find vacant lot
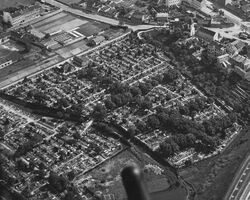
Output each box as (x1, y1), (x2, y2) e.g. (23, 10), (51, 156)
(0, 0), (35, 9)
(0, 59), (34, 82)
(180, 127), (250, 200)
(80, 148), (186, 200)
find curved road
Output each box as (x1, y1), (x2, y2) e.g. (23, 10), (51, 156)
(224, 154), (250, 200)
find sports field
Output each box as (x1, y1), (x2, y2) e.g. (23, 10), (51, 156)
(0, 0), (35, 9)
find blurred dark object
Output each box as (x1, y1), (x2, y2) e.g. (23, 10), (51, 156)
(121, 166), (150, 200)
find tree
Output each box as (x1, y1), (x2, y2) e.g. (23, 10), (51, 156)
(72, 132), (81, 140)
(159, 142), (173, 157)
(203, 120), (215, 136)
(139, 82), (151, 95)
(127, 124), (136, 138)
(110, 82), (126, 94)
(122, 92), (133, 104)
(48, 172), (67, 193)
(67, 170), (75, 181)
(185, 133), (196, 146)
(92, 104), (107, 121)
(130, 86), (142, 96)
(141, 99), (153, 110)
(179, 105), (189, 115)
(44, 33), (50, 39)
(172, 134), (188, 150)
(135, 120), (146, 132)
(147, 115), (160, 129)
(111, 95), (123, 107)
(105, 99), (116, 110)
(163, 68), (180, 84)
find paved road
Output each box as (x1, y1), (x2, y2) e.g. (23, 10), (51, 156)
(43, 0), (161, 31)
(224, 154), (250, 200)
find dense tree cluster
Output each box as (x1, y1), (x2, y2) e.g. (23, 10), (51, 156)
(48, 172), (68, 193)
(133, 97), (237, 157)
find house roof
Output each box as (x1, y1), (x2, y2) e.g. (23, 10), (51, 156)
(156, 13), (169, 18)
(209, 41), (223, 49)
(231, 54), (250, 66)
(231, 40), (246, 50)
(131, 11), (144, 20)
(92, 36), (105, 44)
(197, 27), (216, 36)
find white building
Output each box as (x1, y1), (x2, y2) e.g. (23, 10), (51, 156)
(166, 0), (182, 6)
(156, 13), (169, 22)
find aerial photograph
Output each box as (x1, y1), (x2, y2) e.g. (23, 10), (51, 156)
(0, 0), (250, 200)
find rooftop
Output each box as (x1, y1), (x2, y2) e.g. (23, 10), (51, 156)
(156, 13), (169, 18)
(231, 40), (246, 50)
(231, 54), (250, 66)
(197, 27), (216, 36)
(209, 41), (224, 49)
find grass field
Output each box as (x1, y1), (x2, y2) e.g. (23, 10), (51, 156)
(0, 59), (34, 82)
(180, 127), (250, 200)
(81, 148), (183, 200)
(0, 0), (35, 9)
(76, 23), (102, 37)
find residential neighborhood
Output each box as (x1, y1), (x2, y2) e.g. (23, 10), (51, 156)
(0, 0), (250, 200)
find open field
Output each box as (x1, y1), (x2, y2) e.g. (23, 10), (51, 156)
(77, 148), (186, 200)
(0, 59), (35, 81)
(33, 11), (108, 36)
(76, 23), (103, 37)
(33, 12), (68, 28)
(33, 12), (89, 35)
(0, 0), (35, 9)
(180, 127), (250, 200)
